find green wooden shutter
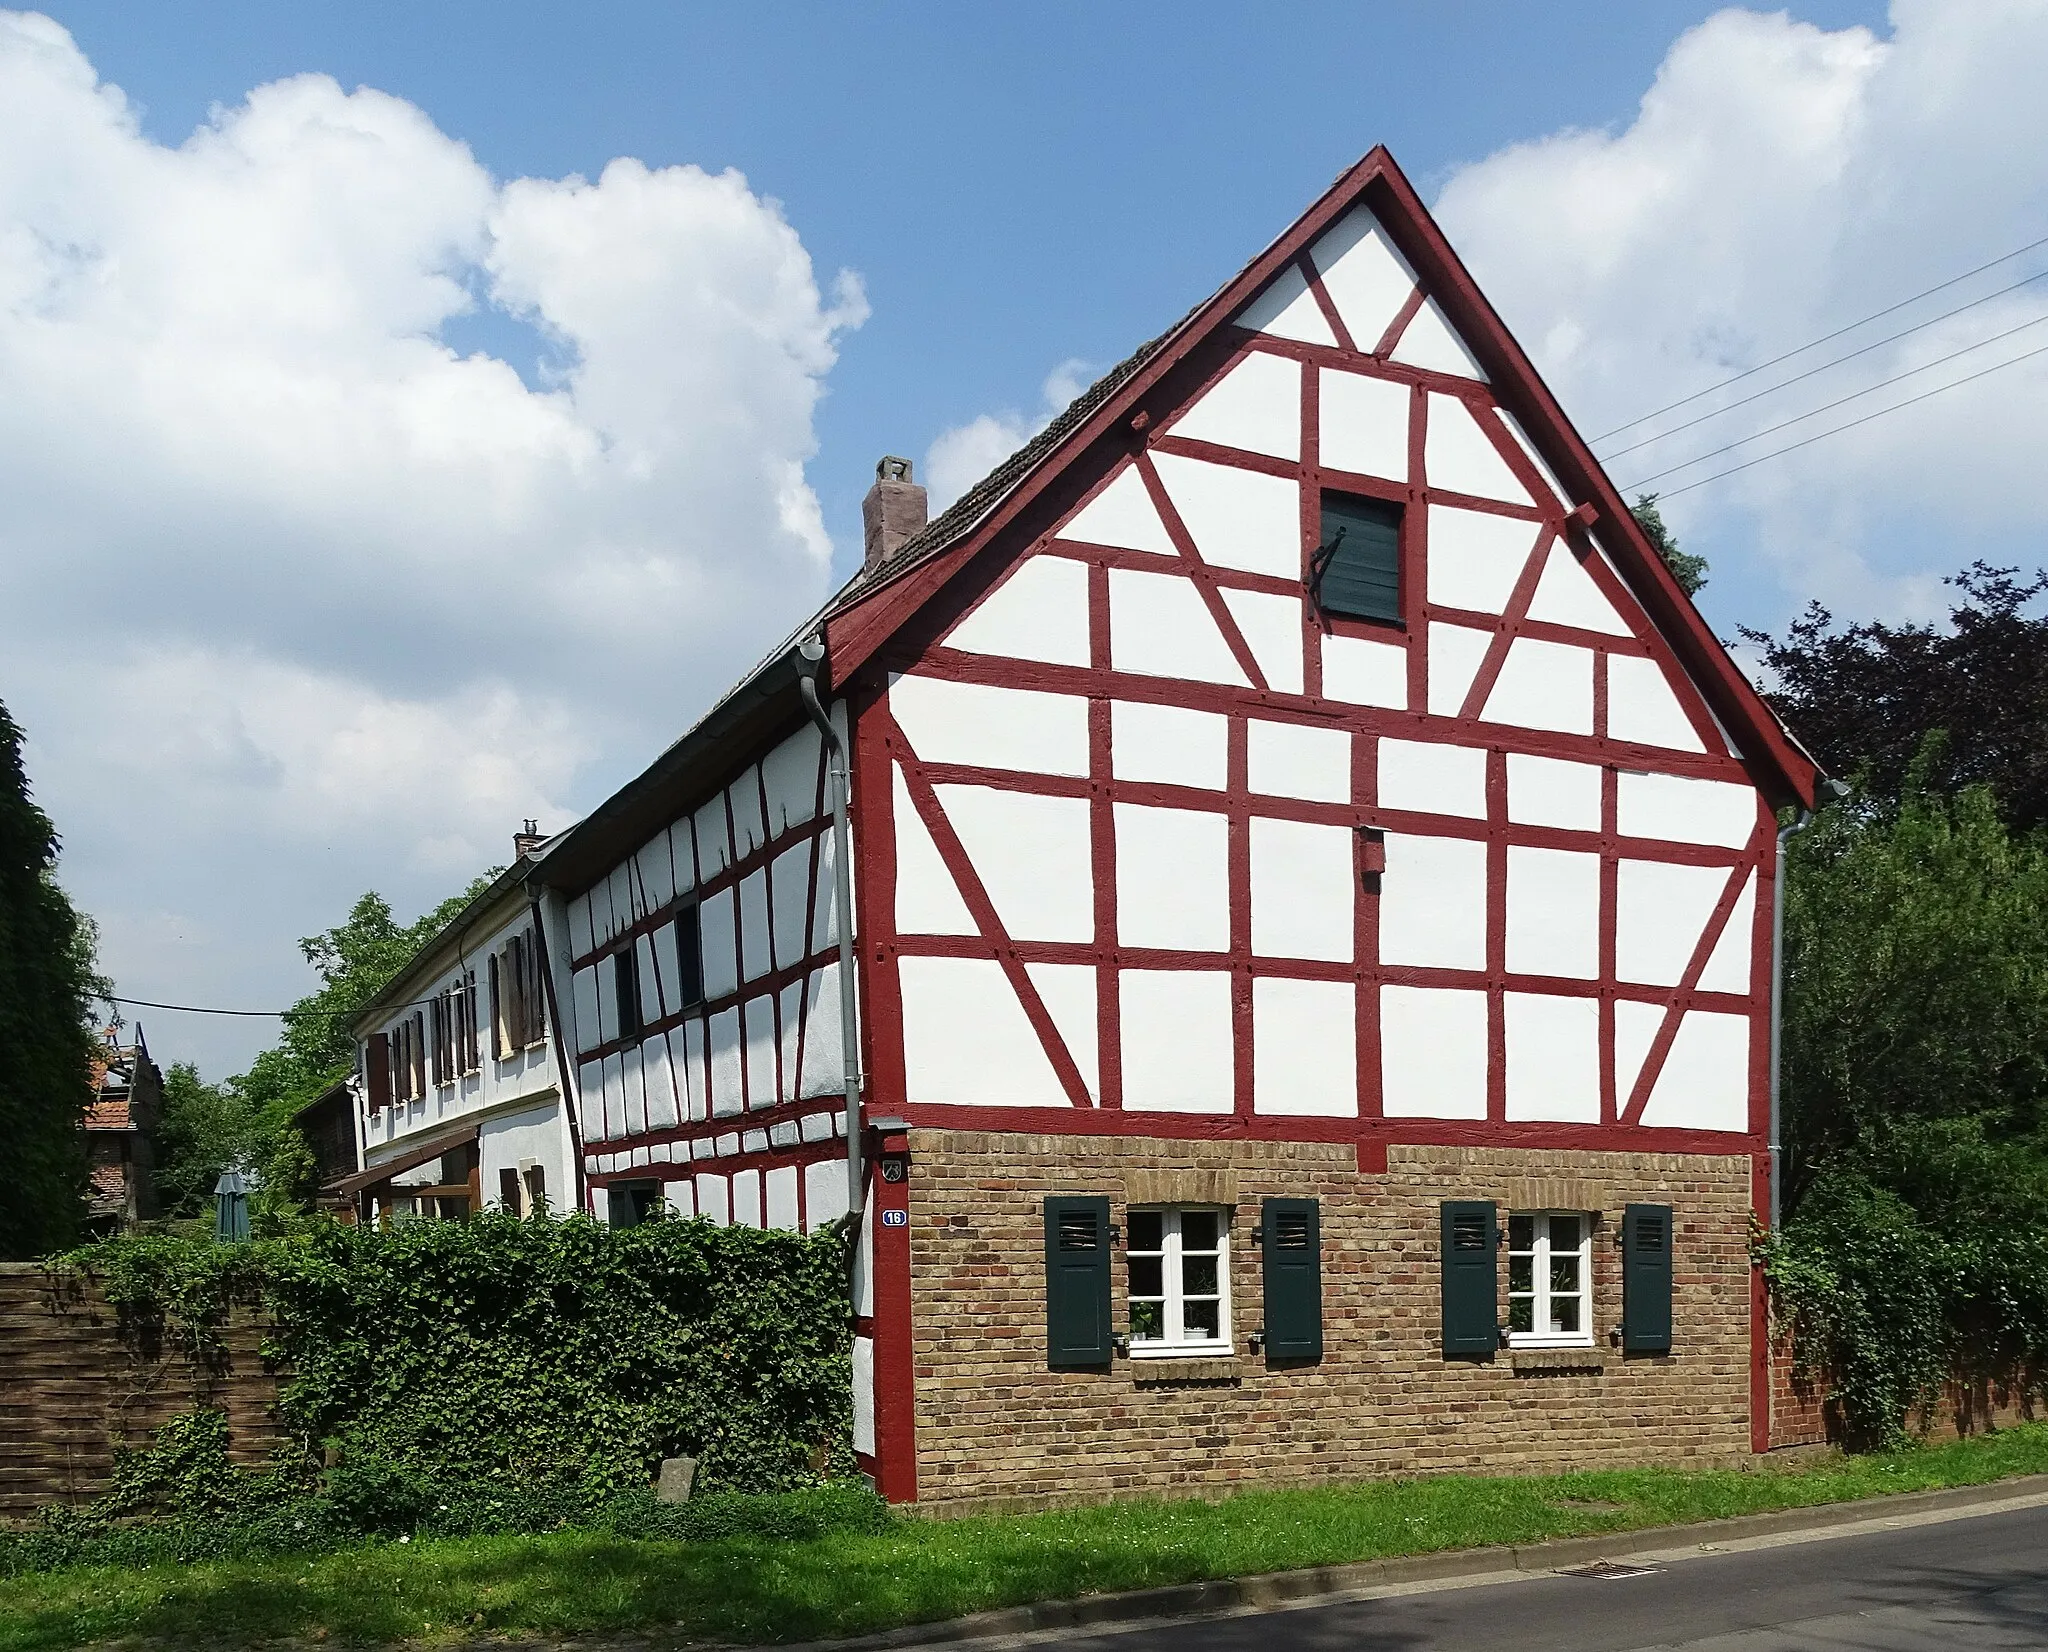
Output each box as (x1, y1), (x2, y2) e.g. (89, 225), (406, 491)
(1261, 1198), (1323, 1360)
(1044, 1196), (1113, 1367)
(1440, 1200), (1499, 1357)
(1313, 493), (1402, 622)
(1622, 1204), (1674, 1353)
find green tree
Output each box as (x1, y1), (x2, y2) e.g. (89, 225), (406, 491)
(154, 1063), (258, 1220)
(1766, 756), (2048, 1440)
(1740, 563), (2048, 832)
(0, 699), (102, 1258)
(1778, 762), (2048, 1208)
(230, 881), (495, 1223)
(1631, 492), (1709, 597)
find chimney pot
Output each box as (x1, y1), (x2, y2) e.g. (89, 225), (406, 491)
(513, 820), (545, 860)
(862, 455), (928, 569)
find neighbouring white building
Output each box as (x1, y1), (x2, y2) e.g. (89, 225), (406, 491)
(345, 834), (576, 1220)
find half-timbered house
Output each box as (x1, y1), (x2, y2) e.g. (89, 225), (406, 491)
(393, 148), (1822, 1508)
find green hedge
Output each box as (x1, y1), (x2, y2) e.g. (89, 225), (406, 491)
(56, 1210), (855, 1500)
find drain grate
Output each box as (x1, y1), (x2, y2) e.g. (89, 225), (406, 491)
(1558, 1560), (1661, 1580)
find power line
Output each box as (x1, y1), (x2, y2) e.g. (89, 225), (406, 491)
(1598, 268), (2048, 462)
(100, 990), (452, 1021)
(1640, 337), (2048, 501)
(1589, 230), (2048, 443)
(102, 994), (285, 1018)
(1619, 309), (2048, 492)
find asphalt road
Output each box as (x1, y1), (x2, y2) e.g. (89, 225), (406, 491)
(1055, 1501), (2048, 1651)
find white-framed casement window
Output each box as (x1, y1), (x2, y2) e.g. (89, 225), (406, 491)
(1126, 1206), (1232, 1357)
(1508, 1211), (1593, 1346)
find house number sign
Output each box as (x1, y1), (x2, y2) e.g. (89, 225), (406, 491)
(880, 1209), (908, 1227)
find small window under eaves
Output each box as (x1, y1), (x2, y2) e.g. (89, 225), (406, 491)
(1312, 492), (1402, 624)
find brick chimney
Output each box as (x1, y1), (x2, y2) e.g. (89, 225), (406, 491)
(862, 456), (928, 569)
(513, 818), (545, 859)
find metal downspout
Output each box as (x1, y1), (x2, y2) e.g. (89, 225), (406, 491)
(1769, 808), (1815, 1231)
(797, 638), (864, 1212)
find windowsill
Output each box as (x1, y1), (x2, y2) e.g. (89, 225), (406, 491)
(1508, 1336), (1596, 1351)
(1128, 1341), (1234, 1361)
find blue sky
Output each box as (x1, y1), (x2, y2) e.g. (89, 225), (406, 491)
(60, 0), (1891, 587)
(11, 1), (2045, 1078)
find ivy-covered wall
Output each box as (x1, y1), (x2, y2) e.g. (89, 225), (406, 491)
(0, 1263), (283, 1518)
(9, 1213), (853, 1516)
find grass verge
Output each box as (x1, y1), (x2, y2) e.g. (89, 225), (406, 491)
(7, 1426), (2048, 1650)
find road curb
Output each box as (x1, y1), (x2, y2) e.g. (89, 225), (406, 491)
(780, 1473), (2048, 1651)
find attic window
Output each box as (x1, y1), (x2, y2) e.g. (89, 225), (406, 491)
(1311, 492), (1401, 624)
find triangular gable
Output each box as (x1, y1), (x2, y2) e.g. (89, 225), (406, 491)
(826, 148), (1817, 809)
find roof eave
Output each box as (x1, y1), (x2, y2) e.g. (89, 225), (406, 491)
(523, 637), (818, 898)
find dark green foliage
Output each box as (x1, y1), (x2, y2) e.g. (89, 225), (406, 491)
(0, 1418), (886, 1576)
(1763, 760), (2048, 1442)
(153, 1063), (257, 1219)
(1760, 1166), (2048, 1447)
(260, 1211), (854, 1495)
(1776, 768), (2048, 1207)
(1631, 493), (1708, 597)
(156, 881), (496, 1227)
(1741, 564), (2048, 831)
(61, 1210), (852, 1511)
(0, 699), (101, 1260)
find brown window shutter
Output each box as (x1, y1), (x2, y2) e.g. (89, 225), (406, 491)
(509, 935), (529, 1050)
(499, 1167), (520, 1213)
(525, 929), (546, 1042)
(494, 949), (512, 1059)
(367, 1032), (391, 1112)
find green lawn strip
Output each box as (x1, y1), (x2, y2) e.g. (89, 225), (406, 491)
(6, 1425), (2048, 1651)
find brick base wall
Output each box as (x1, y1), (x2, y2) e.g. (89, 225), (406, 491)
(901, 1132), (1756, 1511)
(0, 1264), (285, 1521)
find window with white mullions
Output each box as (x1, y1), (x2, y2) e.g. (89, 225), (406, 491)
(1126, 1206), (1232, 1356)
(1508, 1211), (1592, 1346)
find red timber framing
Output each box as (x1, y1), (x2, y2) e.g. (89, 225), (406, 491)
(842, 335), (1783, 1153)
(815, 149), (1820, 1497)
(822, 147), (1815, 814)
(857, 1118), (916, 1503)
(564, 716), (845, 1177)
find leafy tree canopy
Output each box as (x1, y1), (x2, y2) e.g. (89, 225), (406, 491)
(0, 698), (105, 1259)
(1741, 563), (2048, 831)
(1631, 492), (1709, 597)
(156, 879), (497, 1220)
(1779, 760), (2048, 1209)
(1768, 757), (2048, 1439)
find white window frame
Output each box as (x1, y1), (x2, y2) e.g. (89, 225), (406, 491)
(1507, 1210), (1594, 1348)
(1125, 1205), (1233, 1358)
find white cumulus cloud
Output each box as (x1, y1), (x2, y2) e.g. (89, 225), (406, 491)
(924, 359), (1090, 512)
(1433, 1), (2048, 628)
(0, 11), (865, 1074)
